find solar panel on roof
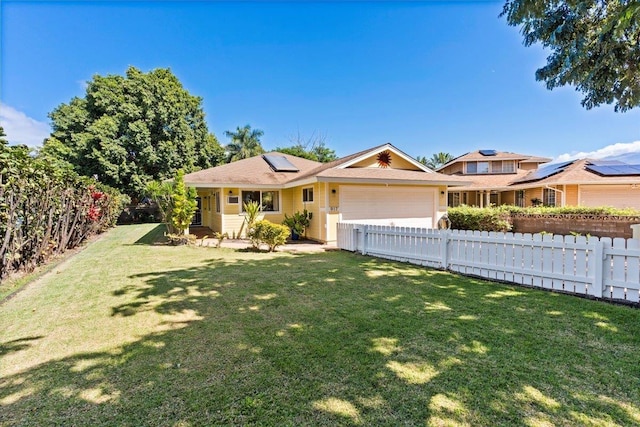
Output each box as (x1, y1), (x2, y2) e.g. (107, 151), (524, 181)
(479, 149), (497, 156)
(588, 159), (626, 166)
(263, 154), (299, 172)
(586, 164), (640, 176)
(515, 160), (574, 183)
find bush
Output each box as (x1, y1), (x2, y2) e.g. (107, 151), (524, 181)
(516, 205), (640, 216)
(145, 169), (197, 235)
(0, 144), (128, 281)
(447, 205), (513, 232)
(249, 220), (290, 252)
(166, 233), (197, 246)
(447, 205), (640, 233)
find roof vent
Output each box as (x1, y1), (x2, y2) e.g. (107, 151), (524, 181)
(262, 154), (299, 172)
(479, 149), (497, 156)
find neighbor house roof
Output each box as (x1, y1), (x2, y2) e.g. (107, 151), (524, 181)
(449, 170), (533, 191)
(510, 159), (640, 188)
(184, 143), (471, 188)
(437, 150), (551, 171)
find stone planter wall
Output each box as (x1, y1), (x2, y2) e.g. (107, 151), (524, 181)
(511, 214), (640, 239)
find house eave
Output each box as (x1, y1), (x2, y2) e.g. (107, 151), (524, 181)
(316, 177), (470, 186)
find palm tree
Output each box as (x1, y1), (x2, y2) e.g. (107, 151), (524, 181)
(224, 125), (265, 163)
(424, 152), (454, 170)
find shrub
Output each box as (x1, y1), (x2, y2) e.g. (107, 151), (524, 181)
(145, 169), (197, 235)
(249, 220), (290, 252)
(243, 200), (262, 243)
(166, 233), (197, 246)
(282, 209), (311, 237)
(446, 205), (640, 234)
(516, 205), (640, 216)
(0, 144), (127, 281)
(447, 205), (513, 232)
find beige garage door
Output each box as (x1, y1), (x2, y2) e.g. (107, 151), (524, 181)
(339, 185), (436, 221)
(581, 185), (640, 209)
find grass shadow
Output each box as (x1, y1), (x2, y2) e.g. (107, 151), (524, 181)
(132, 223), (168, 245)
(0, 336), (43, 357)
(2, 236), (640, 426)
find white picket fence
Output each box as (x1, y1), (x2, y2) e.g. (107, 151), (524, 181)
(337, 223), (640, 304)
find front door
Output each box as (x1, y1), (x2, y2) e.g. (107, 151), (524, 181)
(191, 197), (202, 226)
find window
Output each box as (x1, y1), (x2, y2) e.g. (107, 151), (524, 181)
(477, 162), (489, 174)
(261, 191), (279, 211)
(448, 192), (461, 207)
(502, 161), (516, 173)
(543, 188), (556, 207)
(515, 190), (525, 207)
(466, 162), (477, 174)
(465, 161), (490, 174)
(303, 187), (314, 203)
(466, 160), (515, 174)
(215, 191), (221, 213)
(241, 190), (280, 212)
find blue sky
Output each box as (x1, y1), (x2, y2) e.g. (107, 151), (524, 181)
(2, 1), (640, 162)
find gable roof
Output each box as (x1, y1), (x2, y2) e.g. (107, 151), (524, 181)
(510, 159), (640, 188)
(184, 144), (471, 188)
(183, 152), (321, 187)
(438, 150), (551, 171)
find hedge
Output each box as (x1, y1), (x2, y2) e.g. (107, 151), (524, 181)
(447, 205), (640, 233)
(0, 144), (128, 281)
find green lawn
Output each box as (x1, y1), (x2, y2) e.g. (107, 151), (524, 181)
(1, 224), (639, 426)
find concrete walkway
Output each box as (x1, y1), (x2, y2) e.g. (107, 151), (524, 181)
(189, 227), (338, 252)
(200, 237), (338, 253)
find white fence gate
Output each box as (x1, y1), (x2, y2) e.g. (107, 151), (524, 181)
(336, 223), (640, 304)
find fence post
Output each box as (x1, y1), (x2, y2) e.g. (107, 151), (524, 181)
(440, 229), (450, 270)
(361, 224), (368, 256)
(592, 240), (605, 298)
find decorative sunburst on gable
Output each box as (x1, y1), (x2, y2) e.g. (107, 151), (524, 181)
(376, 150), (392, 168)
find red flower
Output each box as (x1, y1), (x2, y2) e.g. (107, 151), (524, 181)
(88, 205), (101, 221)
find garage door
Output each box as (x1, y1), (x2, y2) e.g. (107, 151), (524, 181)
(581, 185), (640, 209)
(339, 185), (436, 222)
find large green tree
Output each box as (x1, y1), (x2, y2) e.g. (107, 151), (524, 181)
(43, 66), (224, 197)
(224, 125), (265, 162)
(502, 0), (640, 112)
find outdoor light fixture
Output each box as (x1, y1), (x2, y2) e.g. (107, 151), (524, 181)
(332, 189), (336, 194)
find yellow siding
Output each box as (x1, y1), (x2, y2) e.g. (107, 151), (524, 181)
(283, 183), (325, 242)
(528, 187), (543, 206)
(350, 153), (420, 170)
(467, 191), (478, 206)
(501, 191), (515, 205)
(565, 185), (579, 206)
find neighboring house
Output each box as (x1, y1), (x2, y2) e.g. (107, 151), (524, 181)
(438, 150), (640, 209)
(437, 150), (551, 207)
(509, 159), (640, 209)
(184, 143), (469, 243)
